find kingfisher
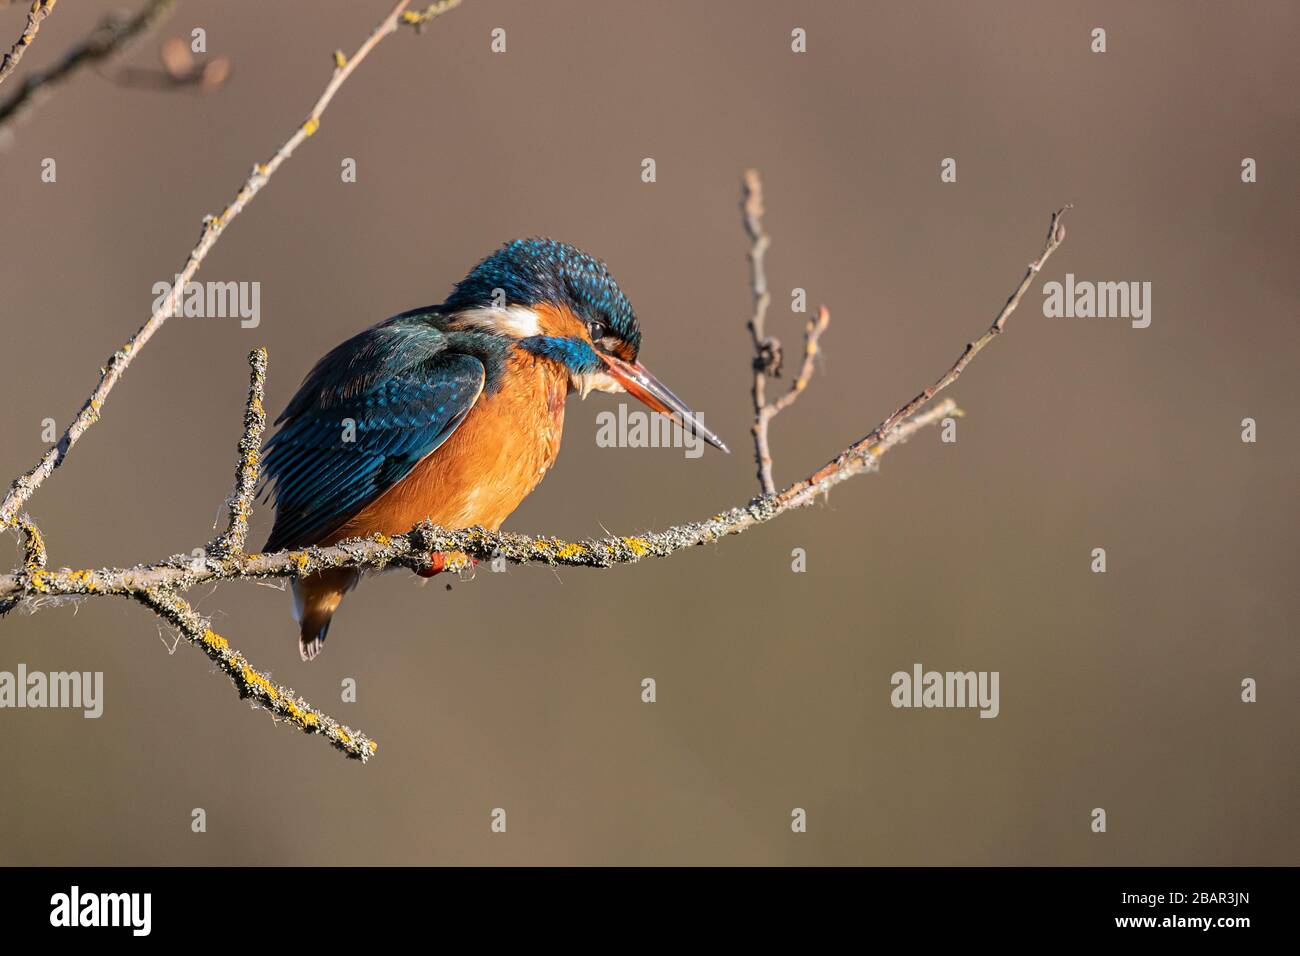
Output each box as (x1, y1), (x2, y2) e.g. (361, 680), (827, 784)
(261, 238), (728, 661)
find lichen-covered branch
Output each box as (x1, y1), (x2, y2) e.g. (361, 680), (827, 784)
(3, 512), (44, 574)
(148, 352), (375, 760)
(0, 395), (954, 608)
(137, 587), (377, 761)
(742, 169), (832, 495)
(0, 0), (58, 90)
(208, 348), (268, 559)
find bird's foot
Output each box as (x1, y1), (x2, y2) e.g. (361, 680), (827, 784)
(414, 552), (477, 578)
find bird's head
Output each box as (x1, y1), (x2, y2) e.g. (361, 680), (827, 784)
(443, 238), (728, 452)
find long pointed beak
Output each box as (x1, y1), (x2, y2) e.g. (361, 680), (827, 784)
(599, 353), (729, 453)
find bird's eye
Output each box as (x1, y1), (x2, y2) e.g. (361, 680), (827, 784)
(587, 320), (606, 342)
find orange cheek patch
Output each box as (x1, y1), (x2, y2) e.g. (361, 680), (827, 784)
(533, 301), (587, 338)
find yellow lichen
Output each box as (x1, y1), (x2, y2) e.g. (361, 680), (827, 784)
(284, 699), (319, 727)
(67, 569), (97, 591)
(240, 664), (281, 703)
(202, 629), (230, 653)
(622, 537), (650, 557)
(302, 117), (320, 137)
(22, 525), (46, 569)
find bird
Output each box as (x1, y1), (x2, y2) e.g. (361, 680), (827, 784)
(261, 238), (728, 661)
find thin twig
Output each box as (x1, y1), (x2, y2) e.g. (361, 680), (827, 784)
(0, 0), (57, 89)
(771, 305), (831, 414)
(767, 207), (1070, 517)
(837, 204), (1071, 457)
(0, 0), (175, 129)
(742, 169), (777, 492)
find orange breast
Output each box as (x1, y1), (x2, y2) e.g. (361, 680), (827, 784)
(323, 349), (569, 544)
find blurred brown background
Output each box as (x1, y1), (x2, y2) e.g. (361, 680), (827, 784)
(0, 0), (1296, 865)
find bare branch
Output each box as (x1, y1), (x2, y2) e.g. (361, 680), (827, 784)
(842, 204), (1071, 453)
(742, 169), (777, 492)
(0, 0), (58, 90)
(0, 0), (176, 130)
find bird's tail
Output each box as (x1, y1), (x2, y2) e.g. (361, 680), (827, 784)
(292, 568), (361, 661)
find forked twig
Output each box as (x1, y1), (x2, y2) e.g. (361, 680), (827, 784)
(743, 170), (832, 494)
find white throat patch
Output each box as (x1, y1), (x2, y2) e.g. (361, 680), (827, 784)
(452, 304), (542, 337)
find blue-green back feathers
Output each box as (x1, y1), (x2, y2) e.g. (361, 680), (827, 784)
(262, 315), (487, 550)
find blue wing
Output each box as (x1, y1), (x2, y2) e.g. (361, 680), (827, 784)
(261, 318), (485, 551)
